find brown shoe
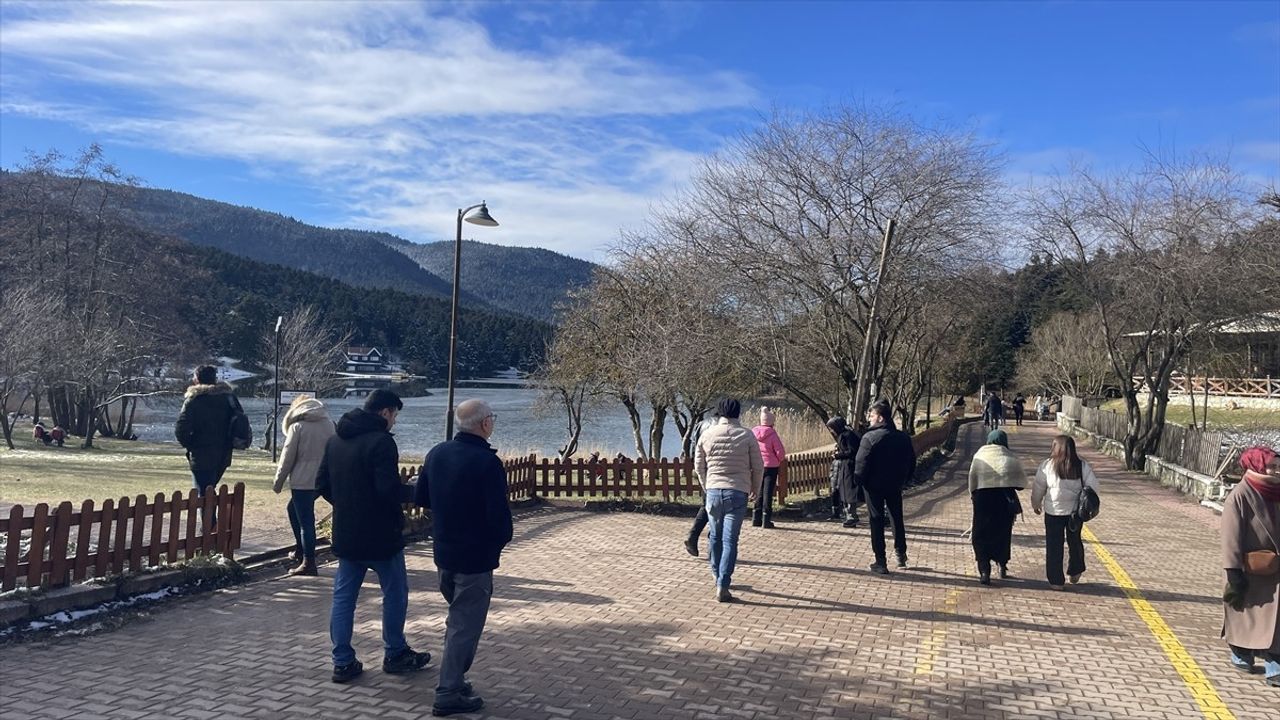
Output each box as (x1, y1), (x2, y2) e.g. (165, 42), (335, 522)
(289, 559), (318, 577)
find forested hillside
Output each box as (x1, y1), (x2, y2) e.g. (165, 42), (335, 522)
(385, 238), (598, 323)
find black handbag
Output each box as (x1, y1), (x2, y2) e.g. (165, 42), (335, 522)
(1073, 481), (1100, 523)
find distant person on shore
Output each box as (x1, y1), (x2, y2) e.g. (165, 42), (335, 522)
(967, 429), (1027, 585)
(415, 398), (513, 716)
(32, 421), (50, 446)
(1220, 446), (1280, 688)
(854, 401), (916, 574)
(272, 394), (335, 577)
(826, 416), (862, 526)
(751, 407), (786, 529)
(317, 389), (430, 684)
(695, 398), (763, 602)
(1012, 394), (1026, 426)
(174, 365), (244, 529)
(683, 411), (718, 556)
(49, 425), (66, 447)
(1031, 435), (1100, 590)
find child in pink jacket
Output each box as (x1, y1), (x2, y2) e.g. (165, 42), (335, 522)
(752, 407), (787, 528)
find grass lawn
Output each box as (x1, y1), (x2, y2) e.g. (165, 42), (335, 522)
(1100, 399), (1279, 432)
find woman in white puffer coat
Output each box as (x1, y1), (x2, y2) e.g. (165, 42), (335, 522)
(1031, 435), (1100, 590)
(273, 395), (335, 576)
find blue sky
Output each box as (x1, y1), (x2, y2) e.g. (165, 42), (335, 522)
(1, 1), (1277, 260)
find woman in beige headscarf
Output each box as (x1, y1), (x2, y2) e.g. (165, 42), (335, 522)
(273, 394), (335, 576)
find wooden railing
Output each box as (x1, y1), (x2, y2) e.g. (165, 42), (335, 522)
(0, 483), (246, 592)
(1064, 395), (1230, 478)
(399, 418), (957, 503)
(1133, 374), (1279, 398)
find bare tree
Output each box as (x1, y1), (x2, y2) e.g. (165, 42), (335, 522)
(1015, 311), (1112, 399)
(261, 305), (354, 396)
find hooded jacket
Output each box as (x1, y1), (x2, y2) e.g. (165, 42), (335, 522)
(752, 425), (787, 468)
(316, 408), (409, 562)
(174, 382), (241, 471)
(273, 399), (335, 493)
(853, 419), (917, 493)
(415, 432), (514, 574)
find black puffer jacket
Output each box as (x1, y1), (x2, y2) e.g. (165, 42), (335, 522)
(853, 421), (917, 493)
(316, 408), (410, 562)
(174, 382), (240, 471)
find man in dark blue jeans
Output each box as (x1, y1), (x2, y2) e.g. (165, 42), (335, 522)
(316, 390), (430, 683)
(416, 398), (513, 717)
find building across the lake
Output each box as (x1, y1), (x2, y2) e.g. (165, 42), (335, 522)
(343, 346), (401, 398)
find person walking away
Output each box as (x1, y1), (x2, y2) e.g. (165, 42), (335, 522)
(826, 416), (863, 526)
(695, 398), (763, 602)
(1012, 394), (1026, 426)
(1030, 435), (1100, 589)
(272, 394), (335, 577)
(1221, 446), (1280, 687)
(684, 412), (718, 556)
(174, 365), (243, 529)
(985, 392), (1004, 430)
(967, 429), (1027, 584)
(415, 399), (512, 716)
(752, 407), (787, 529)
(854, 401), (916, 574)
(316, 389), (430, 684)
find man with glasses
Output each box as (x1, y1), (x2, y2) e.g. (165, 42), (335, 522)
(415, 399), (513, 716)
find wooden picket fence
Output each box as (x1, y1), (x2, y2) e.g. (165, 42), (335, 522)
(1064, 395), (1229, 477)
(399, 418), (957, 503)
(0, 483), (246, 592)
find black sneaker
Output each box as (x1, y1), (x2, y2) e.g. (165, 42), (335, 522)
(433, 695), (485, 717)
(999, 563), (1011, 579)
(332, 660), (364, 684)
(842, 517), (859, 528)
(896, 554), (909, 569)
(683, 538), (698, 557)
(383, 648), (431, 674)
(868, 563), (890, 575)
(762, 520), (776, 529)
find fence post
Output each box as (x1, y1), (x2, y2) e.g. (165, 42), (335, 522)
(48, 501), (73, 588)
(73, 499), (94, 582)
(27, 503), (49, 588)
(778, 462), (789, 503)
(112, 496), (130, 576)
(95, 498), (114, 577)
(2, 504), (22, 591)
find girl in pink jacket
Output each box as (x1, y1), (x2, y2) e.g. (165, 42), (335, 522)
(752, 407), (787, 528)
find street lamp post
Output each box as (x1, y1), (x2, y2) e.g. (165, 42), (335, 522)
(445, 202), (499, 439)
(273, 315), (282, 462)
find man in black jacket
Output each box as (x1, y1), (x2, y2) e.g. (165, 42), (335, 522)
(854, 401), (917, 574)
(415, 398), (513, 717)
(316, 389), (430, 684)
(174, 365), (240, 528)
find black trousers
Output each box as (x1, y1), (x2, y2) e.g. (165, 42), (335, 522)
(753, 467), (780, 524)
(1044, 513), (1086, 585)
(865, 486), (906, 564)
(689, 502), (709, 541)
(971, 488), (1017, 574)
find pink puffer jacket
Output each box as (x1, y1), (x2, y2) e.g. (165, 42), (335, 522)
(752, 425), (786, 468)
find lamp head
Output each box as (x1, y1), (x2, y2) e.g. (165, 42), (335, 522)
(464, 203), (499, 227)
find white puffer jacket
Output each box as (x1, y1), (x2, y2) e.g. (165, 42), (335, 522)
(273, 399), (336, 492)
(695, 418), (764, 496)
(1031, 459), (1100, 516)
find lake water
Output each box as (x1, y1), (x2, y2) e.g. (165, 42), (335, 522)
(131, 385), (685, 459)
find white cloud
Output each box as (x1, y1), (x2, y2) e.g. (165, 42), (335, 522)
(0, 1), (756, 259)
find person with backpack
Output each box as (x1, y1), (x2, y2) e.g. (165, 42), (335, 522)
(175, 365), (248, 529)
(1031, 435), (1100, 590)
(273, 394), (335, 577)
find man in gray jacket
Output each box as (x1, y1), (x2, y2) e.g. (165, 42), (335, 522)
(695, 398), (764, 602)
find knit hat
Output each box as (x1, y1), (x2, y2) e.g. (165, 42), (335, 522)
(760, 407), (776, 426)
(1240, 446), (1277, 473)
(987, 429), (1009, 447)
(716, 398), (741, 419)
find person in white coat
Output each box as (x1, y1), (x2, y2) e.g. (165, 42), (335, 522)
(1031, 435), (1100, 590)
(273, 395), (336, 576)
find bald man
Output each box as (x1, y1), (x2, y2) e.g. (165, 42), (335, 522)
(414, 399), (513, 717)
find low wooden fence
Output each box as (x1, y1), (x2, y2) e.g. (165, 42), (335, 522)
(399, 418), (957, 503)
(1134, 374), (1279, 399)
(0, 483), (246, 592)
(1063, 396), (1228, 477)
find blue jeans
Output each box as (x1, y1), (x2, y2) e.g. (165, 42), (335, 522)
(287, 489), (317, 560)
(329, 551), (409, 666)
(706, 488), (748, 589)
(1230, 645), (1280, 678)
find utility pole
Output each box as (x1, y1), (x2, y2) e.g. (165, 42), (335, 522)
(852, 219), (896, 424)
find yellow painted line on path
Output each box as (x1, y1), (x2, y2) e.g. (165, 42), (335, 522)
(913, 587), (961, 675)
(1082, 526), (1236, 720)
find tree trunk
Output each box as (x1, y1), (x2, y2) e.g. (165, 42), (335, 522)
(648, 400), (668, 460)
(123, 397), (138, 439)
(620, 394), (647, 459)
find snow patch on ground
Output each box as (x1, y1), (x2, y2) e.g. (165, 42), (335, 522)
(1, 586), (179, 638)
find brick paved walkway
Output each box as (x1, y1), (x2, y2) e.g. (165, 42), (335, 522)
(1, 420), (1273, 719)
